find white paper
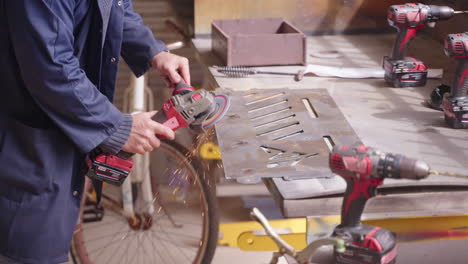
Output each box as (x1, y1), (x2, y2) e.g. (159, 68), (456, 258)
(304, 64), (443, 79)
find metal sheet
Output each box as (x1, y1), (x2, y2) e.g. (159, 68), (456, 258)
(214, 88), (361, 184)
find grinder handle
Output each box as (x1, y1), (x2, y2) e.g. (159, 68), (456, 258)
(117, 80), (193, 160)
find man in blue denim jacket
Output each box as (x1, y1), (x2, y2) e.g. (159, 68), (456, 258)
(0, 0), (190, 263)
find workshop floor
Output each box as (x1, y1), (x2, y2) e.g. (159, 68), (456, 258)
(210, 195), (468, 264)
(211, 190), (468, 264)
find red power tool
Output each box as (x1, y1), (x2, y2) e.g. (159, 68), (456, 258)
(442, 32), (468, 129)
(87, 81), (230, 185)
(383, 3), (456, 87)
(329, 144), (430, 264)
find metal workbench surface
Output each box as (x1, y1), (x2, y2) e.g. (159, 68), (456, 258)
(193, 33), (468, 217)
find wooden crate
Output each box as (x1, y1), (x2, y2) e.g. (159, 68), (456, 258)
(211, 18), (306, 66)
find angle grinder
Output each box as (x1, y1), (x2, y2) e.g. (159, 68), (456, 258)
(87, 80), (230, 186)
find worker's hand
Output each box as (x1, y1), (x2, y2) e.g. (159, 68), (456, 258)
(121, 111), (175, 154)
(151, 51), (190, 87)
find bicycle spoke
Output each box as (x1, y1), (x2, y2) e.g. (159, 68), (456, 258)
(142, 231), (161, 264)
(146, 231), (168, 263)
(149, 230), (185, 263)
(88, 230), (134, 256)
(136, 232), (152, 264)
(102, 230), (134, 264)
(85, 229), (132, 243)
(72, 141), (215, 264)
(152, 231), (200, 256)
(159, 226), (194, 262)
(151, 228), (201, 241)
(153, 216), (203, 226)
(126, 234), (142, 264)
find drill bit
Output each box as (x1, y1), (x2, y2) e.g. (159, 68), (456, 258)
(214, 66), (298, 77)
(454, 11), (468, 14)
(430, 170), (468, 179)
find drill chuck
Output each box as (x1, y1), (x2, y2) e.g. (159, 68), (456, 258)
(428, 5), (455, 21)
(400, 158), (430, 180)
(370, 150), (430, 180)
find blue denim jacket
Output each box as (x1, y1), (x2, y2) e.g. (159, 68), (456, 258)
(0, 0), (166, 263)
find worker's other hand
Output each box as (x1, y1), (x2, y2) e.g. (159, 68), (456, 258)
(121, 111), (175, 154)
(151, 51), (190, 88)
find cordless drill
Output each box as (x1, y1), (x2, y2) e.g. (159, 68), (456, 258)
(87, 81), (230, 185)
(329, 145), (430, 264)
(383, 3), (456, 87)
(442, 32), (468, 129)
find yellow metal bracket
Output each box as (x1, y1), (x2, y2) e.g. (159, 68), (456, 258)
(199, 142), (222, 160)
(221, 214), (468, 251)
(218, 218), (306, 248)
(238, 232), (307, 251)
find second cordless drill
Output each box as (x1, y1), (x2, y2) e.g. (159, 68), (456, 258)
(383, 3), (456, 87)
(442, 32), (468, 129)
(329, 145), (430, 264)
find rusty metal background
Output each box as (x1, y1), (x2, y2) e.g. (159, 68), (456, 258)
(214, 88), (361, 184)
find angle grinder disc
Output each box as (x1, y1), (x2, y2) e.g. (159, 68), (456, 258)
(202, 94), (231, 129)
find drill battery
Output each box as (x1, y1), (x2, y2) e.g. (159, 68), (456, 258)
(334, 225), (397, 264)
(443, 95), (468, 128)
(383, 56), (428, 88)
(86, 152), (133, 186)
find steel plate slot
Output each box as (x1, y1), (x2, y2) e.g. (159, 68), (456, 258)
(273, 130), (304, 141)
(245, 93), (285, 106)
(323, 135), (335, 151)
(256, 122), (300, 136)
(248, 100), (288, 113)
(250, 107), (291, 120)
(254, 114), (296, 129)
(302, 98), (319, 118)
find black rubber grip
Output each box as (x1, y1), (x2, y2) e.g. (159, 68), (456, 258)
(173, 80), (194, 96)
(175, 80), (189, 90)
(452, 60), (468, 97)
(340, 178), (372, 227)
(391, 27), (413, 60)
(151, 108), (168, 123)
(117, 150), (133, 160)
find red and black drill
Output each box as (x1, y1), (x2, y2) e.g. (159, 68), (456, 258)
(329, 144), (430, 264)
(442, 32), (468, 129)
(383, 3), (458, 88)
(86, 81), (230, 185)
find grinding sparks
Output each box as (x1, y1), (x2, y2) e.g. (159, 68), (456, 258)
(181, 127), (221, 189)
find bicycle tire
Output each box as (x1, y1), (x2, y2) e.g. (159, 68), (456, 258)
(71, 140), (219, 264)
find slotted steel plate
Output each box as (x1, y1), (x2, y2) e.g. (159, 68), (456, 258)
(215, 88), (361, 184)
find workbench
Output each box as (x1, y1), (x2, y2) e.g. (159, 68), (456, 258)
(193, 32), (468, 263)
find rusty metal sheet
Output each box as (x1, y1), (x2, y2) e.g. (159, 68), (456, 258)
(214, 88), (361, 184)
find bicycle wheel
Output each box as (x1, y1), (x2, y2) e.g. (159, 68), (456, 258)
(71, 140), (219, 264)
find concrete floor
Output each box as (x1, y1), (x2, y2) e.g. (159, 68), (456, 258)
(63, 186), (468, 264)
(212, 195), (468, 264)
